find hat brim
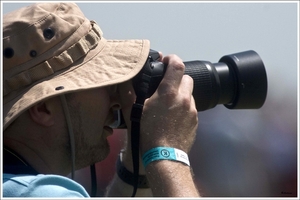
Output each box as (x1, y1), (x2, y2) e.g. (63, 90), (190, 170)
(3, 37), (150, 130)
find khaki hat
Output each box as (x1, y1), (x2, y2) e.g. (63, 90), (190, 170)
(3, 3), (150, 130)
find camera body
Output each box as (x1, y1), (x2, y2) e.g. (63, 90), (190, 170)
(132, 50), (165, 100)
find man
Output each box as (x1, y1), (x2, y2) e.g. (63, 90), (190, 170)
(2, 2), (199, 197)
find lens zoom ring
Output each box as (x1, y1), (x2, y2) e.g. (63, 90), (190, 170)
(184, 61), (213, 111)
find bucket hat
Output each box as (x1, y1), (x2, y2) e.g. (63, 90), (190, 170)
(3, 2), (150, 130)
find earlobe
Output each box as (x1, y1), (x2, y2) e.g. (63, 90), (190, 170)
(29, 102), (54, 126)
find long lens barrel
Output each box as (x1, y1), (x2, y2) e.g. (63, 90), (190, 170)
(184, 50), (268, 111)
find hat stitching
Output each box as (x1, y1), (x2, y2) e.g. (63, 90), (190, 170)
(4, 23), (102, 96)
(2, 11), (52, 39)
(3, 13), (88, 76)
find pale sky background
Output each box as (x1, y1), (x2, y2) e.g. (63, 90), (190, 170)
(2, 1), (299, 198)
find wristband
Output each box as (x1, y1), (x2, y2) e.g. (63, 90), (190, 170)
(116, 151), (150, 188)
(142, 147), (190, 167)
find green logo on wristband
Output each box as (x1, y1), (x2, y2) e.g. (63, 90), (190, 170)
(142, 147), (190, 167)
(161, 149), (170, 157)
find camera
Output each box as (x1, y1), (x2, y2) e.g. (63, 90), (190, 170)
(133, 49), (267, 111)
(112, 49), (268, 128)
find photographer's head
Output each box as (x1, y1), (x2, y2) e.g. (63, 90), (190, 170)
(3, 2), (150, 175)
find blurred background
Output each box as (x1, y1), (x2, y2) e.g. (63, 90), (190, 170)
(2, 1), (298, 198)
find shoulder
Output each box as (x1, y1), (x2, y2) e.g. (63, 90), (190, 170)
(3, 173), (90, 197)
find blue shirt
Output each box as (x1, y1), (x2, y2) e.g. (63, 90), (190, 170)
(3, 173), (90, 197)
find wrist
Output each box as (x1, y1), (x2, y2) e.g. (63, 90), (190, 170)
(145, 159), (198, 197)
(142, 147), (190, 168)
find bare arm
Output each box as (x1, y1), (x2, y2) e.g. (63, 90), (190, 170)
(145, 160), (199, 197)
(140, 54), (199, 197)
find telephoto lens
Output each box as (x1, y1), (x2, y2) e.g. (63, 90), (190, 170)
(184, 50), (268, 111)
(113, 50), (268, 129)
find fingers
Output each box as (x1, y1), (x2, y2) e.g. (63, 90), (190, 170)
(157, 55), (195, 109)
(157, 55), (186, 95)
(179, 74), (194, 99)
(179, 74), (196, 110)
(158, 51), (163, 62)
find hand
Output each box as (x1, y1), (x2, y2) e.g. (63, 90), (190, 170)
(140, 54), (198, 154)
(116, 53), (198, 167)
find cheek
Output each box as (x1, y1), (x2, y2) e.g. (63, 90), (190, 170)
(117, 81), (136, 110)
(75, 103), (109, 149)
(70, 88), (112, 135)
(84, 100), (110, 127)
(83, 88), (111, 113)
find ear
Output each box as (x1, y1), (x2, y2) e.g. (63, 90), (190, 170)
(29, 102), (55, 127)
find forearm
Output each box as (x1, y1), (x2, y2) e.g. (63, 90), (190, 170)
(145, 160), (200, 197)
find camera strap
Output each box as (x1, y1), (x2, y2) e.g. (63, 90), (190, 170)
(130, 96), (146, 197)
(130, 54), (156, 197)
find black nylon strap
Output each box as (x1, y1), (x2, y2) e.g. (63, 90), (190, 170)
(90, 164), (97, 197)
(130, 96), (146, 197)
(116, 152), (149, 188)
(130, 64), (152, 196)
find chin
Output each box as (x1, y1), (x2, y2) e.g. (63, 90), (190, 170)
(94, 140), (111, 163)
(75, 141), (111, 169)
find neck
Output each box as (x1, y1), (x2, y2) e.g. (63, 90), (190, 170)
(3, 137), (71, 176)
(3, 146), (39, 175)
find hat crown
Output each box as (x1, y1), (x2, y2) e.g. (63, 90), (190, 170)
(3, 3), (87, 72)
